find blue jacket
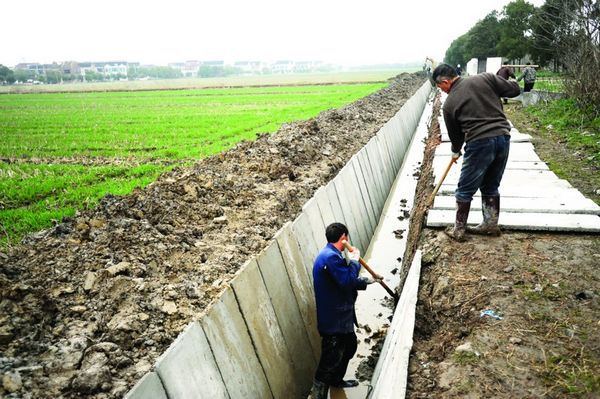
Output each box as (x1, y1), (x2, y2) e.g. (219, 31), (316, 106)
(313, 243), (367, 335)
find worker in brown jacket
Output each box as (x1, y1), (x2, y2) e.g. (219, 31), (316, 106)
(496, 62), (517, 104)
(432, 63), (520, 241)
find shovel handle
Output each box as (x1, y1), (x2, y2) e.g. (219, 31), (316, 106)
(428, 157), (456, 208)
(341, 240), (399, 300)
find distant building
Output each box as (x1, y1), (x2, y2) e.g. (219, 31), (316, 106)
(271, 60), (295, 74)
(293, 61), (323, 73)
(14, 63), (46, 75)
(233, 61), (264, 74)
(79, 61), (128, 77)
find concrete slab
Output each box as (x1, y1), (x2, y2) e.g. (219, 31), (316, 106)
(433, 194), (600, 215)
(231, 259), (300, 399)
(302, 198), (327, 252)
(376, 123), (398, 172)
(355, 149), (384, 222)
(314, 187), (336, 227)
(440, 129), (531, 143)
(324, 180), (346, 225)
(349, 157), (377, 237)
(427, 209), (600, 232)
(200, 289), (273, 399)
(125, 372), (167, 399)
(437, 168), (574, 184)
(256, 241), (316, 389)
(155, 322), (228, 399)
(435, 142), (542, 162)
(274, 223), (321, 359)
(358, 147), (385, 216)
(365, 139), (391, 207)
(334, 166), (369, 251)
(292, 212), (321, 278)
(437, 181), (581, 198)
(375, 136), (396, 188)
(379, 121), (401, 172)
(369, 251), (422, 399)
(433, 158), (549, 171)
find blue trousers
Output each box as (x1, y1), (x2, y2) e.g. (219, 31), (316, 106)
(456, 135), (510, 202)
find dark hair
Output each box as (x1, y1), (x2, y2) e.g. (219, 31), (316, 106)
(526, 62), (531, 65)
(325, 222), (348, 243)
(432, 63), (458, 84)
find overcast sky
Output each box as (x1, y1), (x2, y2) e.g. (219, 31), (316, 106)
(2, 0), (545, 67)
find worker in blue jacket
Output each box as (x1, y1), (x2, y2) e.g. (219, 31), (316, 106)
(310, 222), (381, 399)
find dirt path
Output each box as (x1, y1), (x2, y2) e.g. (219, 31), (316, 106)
(0, 74), (426, 398)
(407, 103), (600, 398)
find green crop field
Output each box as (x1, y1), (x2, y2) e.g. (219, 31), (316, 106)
(0, 83), (386, 247)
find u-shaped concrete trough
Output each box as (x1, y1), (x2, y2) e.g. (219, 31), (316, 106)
(125, 81), (434, 399)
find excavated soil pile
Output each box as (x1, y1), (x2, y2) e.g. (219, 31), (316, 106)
(0, 74), (426, 398)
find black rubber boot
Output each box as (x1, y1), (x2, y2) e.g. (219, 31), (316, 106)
(310, 379), (329, 399)
(331, 379), (359, 388)
(468, 195), (501, 236)
(445, 201), (471, 241)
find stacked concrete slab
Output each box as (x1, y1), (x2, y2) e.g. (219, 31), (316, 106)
(428, 107), (600, 232)
(125, 80), (434, 399)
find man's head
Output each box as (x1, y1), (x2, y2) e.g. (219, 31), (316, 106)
(432, 63), (458, 93)
(325, 222), (349, 243)
(503, 61), (509, 65)
(526, 62), (531, 65)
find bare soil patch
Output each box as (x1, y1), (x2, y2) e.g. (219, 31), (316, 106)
(407, 103), (600, 398)
(0, 74), (425, 398)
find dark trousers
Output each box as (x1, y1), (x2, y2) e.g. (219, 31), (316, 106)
(456, 135), (510, 202)
(314, 332), (357, 385)
(524, 81), (535, 92)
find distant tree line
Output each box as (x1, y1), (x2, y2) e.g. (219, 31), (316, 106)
(445, 0), (599, 114)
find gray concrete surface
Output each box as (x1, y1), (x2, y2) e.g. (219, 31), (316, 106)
(200, 289), (273, 399)
(274, 223), (321, 359)
(124, 372), (167, 399)
(155, 322), (228, 399)
(256, 241), (316, 386)
(231, 259), (300, 399)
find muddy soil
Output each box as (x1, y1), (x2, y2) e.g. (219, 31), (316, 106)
(0, 74), (426, 398)
(407, 103), (600, 398)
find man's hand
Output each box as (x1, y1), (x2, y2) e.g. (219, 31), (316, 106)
(451, 151), (462, 161)
(348, 248), (360, 262)
(365, 276), (384, 284)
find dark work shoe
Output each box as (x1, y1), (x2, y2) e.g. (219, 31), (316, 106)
(331, 379), (359, 388)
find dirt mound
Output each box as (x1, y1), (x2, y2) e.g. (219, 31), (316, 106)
(408, 230), (599, 398)
(0, 74), (426, 398)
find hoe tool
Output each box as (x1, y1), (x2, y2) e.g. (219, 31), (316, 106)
(341, 240), (399, 301)
(427, 157), (456, 208)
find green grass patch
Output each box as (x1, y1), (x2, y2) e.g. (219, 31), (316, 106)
(0, 84), (385, 159)
(453, 350), (480, 365)
(0, 83), (386, 247)
(534, 78), (564, 93)
(0, 164), (168, 247)
(526, 98), (600, 165)
(543, 354), (600, 395)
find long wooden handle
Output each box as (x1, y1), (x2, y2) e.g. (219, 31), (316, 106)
(428, 157), (456, 208)
(342, 240), (399, 300)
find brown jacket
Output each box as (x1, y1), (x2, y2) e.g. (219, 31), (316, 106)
(442, 73), (520, 153)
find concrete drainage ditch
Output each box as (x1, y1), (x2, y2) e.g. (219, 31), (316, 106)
(125, 81), (434, 399)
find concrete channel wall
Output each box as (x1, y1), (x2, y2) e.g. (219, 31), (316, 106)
(125, 81), (433, 399)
